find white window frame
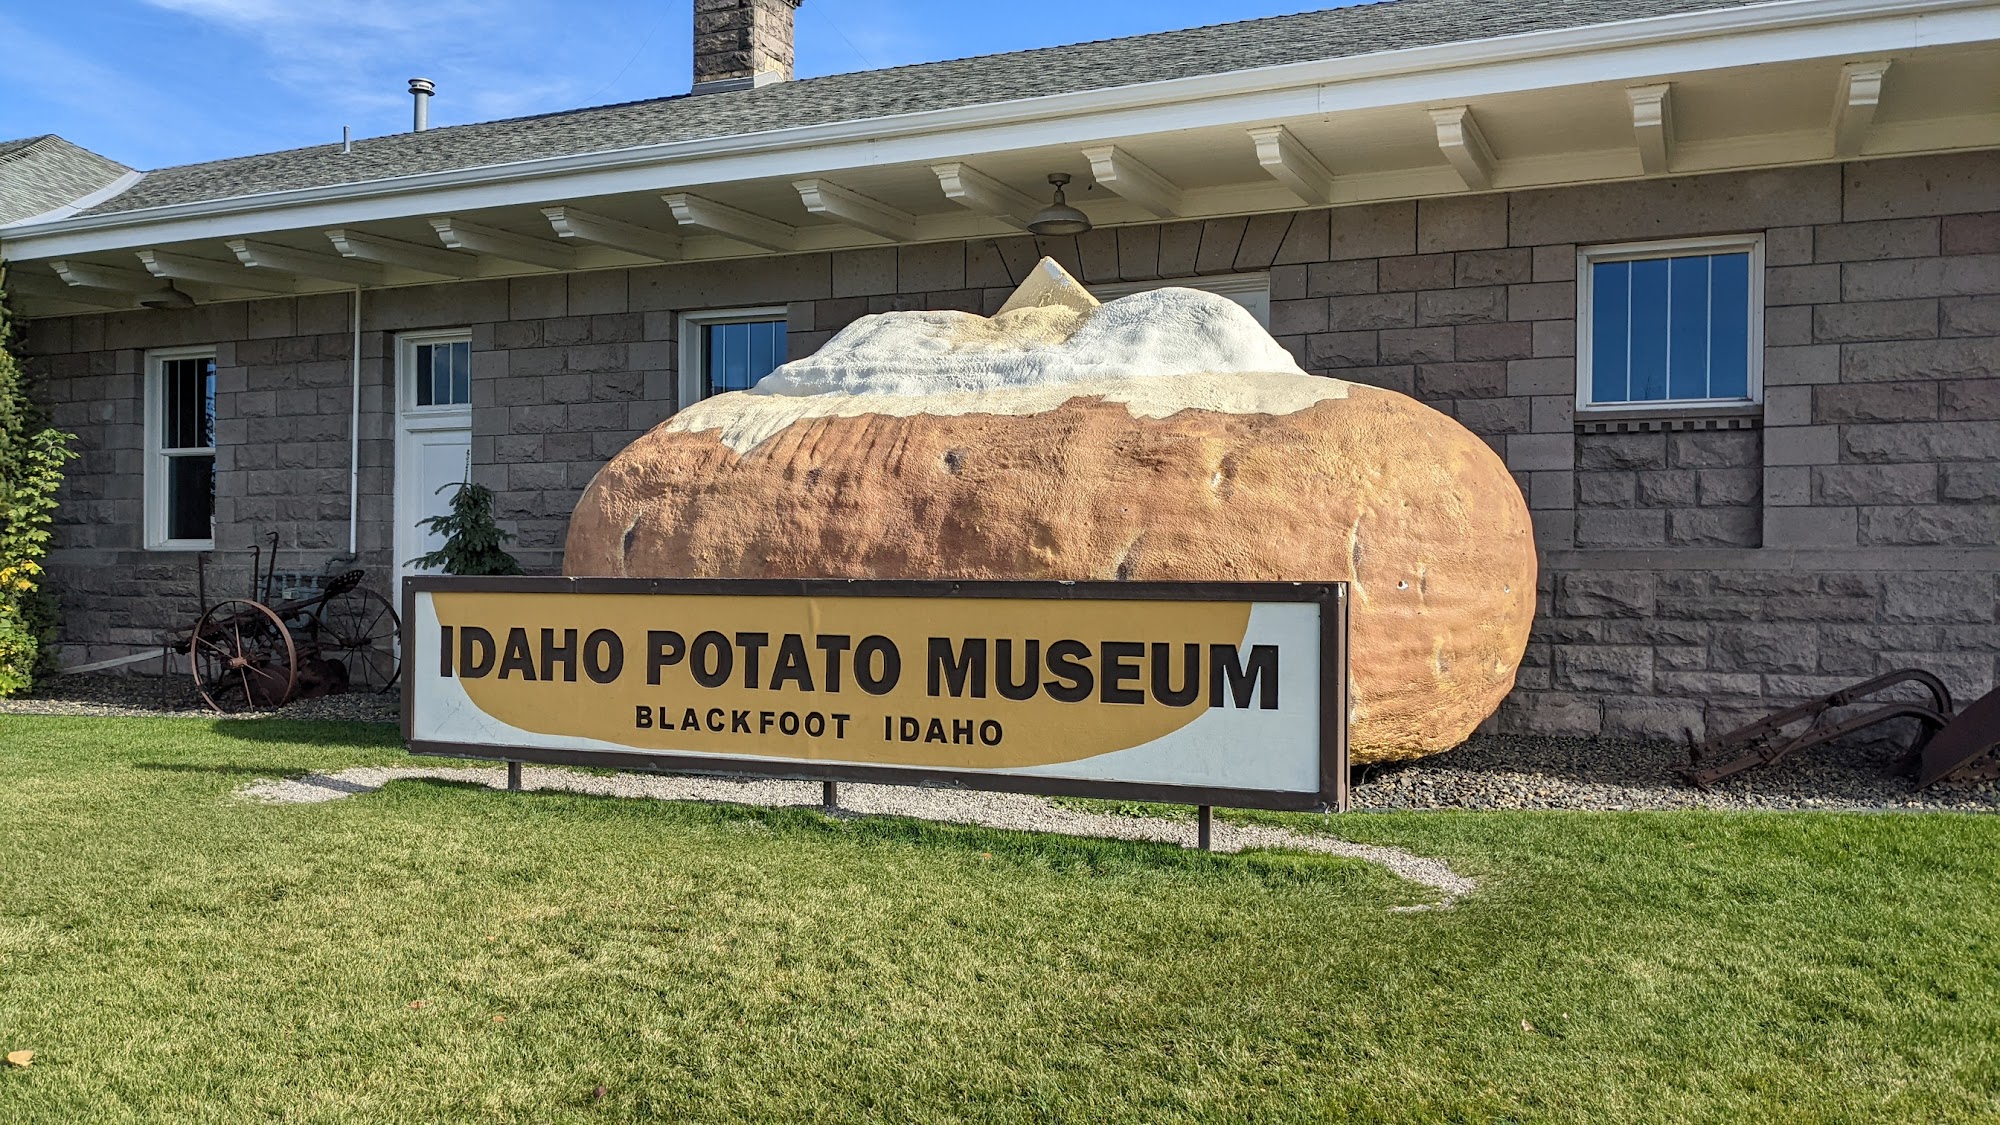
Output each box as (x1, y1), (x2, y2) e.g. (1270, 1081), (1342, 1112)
(1092, 273), (1271, 327)
(1575, 234), (1764, 414)
(143, 345), (217, 551)
(678, 307), (789, 406)
(397, 328), (475, 415)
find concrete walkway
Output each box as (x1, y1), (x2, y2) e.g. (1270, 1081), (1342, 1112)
(240, 764), (1478, 909)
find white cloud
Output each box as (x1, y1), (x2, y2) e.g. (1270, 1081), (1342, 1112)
(140, 0), (455, 36)
(0, 10), (228, 163)
(132, 0), (602, 130)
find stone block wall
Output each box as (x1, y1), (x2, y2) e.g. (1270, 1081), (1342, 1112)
(1760, 200), (2000, 552)
(1512, 567), (2000, 743)
(1570, 429), (1763, 549)
(218, 294), (376, 559)
(18, 293), (382, 664)
(19, 148), (2000, 743)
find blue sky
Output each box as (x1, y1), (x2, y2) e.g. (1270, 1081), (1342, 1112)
(0, 1), (1344, 171)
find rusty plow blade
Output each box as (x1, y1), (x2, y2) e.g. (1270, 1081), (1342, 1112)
(1915, 684), (2000, 789)
(1680, 669), (1953, 790)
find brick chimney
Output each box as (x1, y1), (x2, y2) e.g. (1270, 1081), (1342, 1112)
(693, 0), (804, 95)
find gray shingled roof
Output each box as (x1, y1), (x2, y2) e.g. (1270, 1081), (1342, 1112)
(59, 0), (1753, 220)
(0, 135), (133, 224)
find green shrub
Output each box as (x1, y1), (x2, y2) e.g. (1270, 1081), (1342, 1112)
(0, 262), (78, 694)
(22, 585), (62, 681)
(411, 479), (523, 576)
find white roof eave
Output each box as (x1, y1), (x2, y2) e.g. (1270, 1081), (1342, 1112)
(1, 0), (1993, 261)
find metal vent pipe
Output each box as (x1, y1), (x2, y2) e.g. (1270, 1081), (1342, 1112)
(409, 78), (435, 131)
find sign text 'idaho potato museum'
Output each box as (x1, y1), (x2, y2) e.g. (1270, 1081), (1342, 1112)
(403, 579), (1348, 810)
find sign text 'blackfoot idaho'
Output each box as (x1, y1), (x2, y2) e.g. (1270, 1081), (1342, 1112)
(403, 579), (1347, 810)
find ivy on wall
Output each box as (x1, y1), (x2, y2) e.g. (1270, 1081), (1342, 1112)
(0, 263), (78, 695)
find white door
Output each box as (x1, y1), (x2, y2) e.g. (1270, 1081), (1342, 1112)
(395, 332), (474, 576)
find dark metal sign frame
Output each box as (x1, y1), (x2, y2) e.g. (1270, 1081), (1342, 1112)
(400, 577), (1349, 813)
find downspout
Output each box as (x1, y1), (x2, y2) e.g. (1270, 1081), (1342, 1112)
(348, 286), (362, 556)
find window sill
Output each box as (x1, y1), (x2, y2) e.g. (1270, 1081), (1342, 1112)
(145, 541), (215, 552)
(1573, 404), (1761, 434)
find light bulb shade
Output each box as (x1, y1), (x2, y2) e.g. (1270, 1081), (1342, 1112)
(1028, 172), (1092, 235)
(1027, 204), (1093, 236)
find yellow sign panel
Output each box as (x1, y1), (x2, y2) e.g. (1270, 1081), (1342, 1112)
(404, 579), (1343, 808)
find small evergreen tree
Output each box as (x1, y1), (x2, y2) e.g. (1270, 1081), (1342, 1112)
(0, 263), (78, 695)
(410, 475), (523, 576)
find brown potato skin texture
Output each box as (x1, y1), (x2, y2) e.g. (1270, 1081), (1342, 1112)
(565, 385), (1536, 762)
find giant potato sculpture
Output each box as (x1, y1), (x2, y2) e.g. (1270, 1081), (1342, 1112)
(566, 260), (1535, 762)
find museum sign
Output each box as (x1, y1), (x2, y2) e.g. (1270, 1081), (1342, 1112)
(403, 578), (1348, 811)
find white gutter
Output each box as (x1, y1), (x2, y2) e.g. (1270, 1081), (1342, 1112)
(0, 0), (1993, 260)
(348, 286), (361, 557)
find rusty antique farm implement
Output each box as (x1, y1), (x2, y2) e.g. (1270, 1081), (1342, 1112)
(182, 535), (400, 713)
(1684, 668), (2000, 791)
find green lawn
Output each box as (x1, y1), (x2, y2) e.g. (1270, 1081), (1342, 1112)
(1, 716), (1997, 1122)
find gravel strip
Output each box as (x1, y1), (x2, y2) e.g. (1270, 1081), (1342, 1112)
(0, 674), (400, 723)
(239, 766), (1476, 907)
(14, 674), (1997, 812)
(1356, 732), (2000, 813)
(0, 673), (207, 718)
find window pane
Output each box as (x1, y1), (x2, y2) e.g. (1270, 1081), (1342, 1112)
(1708, 252), (1752, 399)
(1667, 255), (1711, 401)
(163, 358), (181, 446)
(411, 341), (471, 406)
(703, 319), (786, 396)
(415, 344), (434, 407)
(724, 325), (750, 390)
(1591, 261), (1630, 404)
(200, 357), (215, 448)
(166, 454), (214, 542)
(708, 324), (732, 394)
(1592, 249), (1755, 407)
(1627, 258), (1670, 402)
(161, 357), (215, 450)
(749, 321), (778, 382)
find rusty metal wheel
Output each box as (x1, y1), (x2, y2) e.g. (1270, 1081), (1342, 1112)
(189, 599), (298, 713)
(311, 587), (401, 693)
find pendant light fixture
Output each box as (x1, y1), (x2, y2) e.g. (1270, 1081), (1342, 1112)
(1027, 173), (1092, 236)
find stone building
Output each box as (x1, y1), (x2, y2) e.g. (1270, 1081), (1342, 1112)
(2, 0), (1997, 742)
